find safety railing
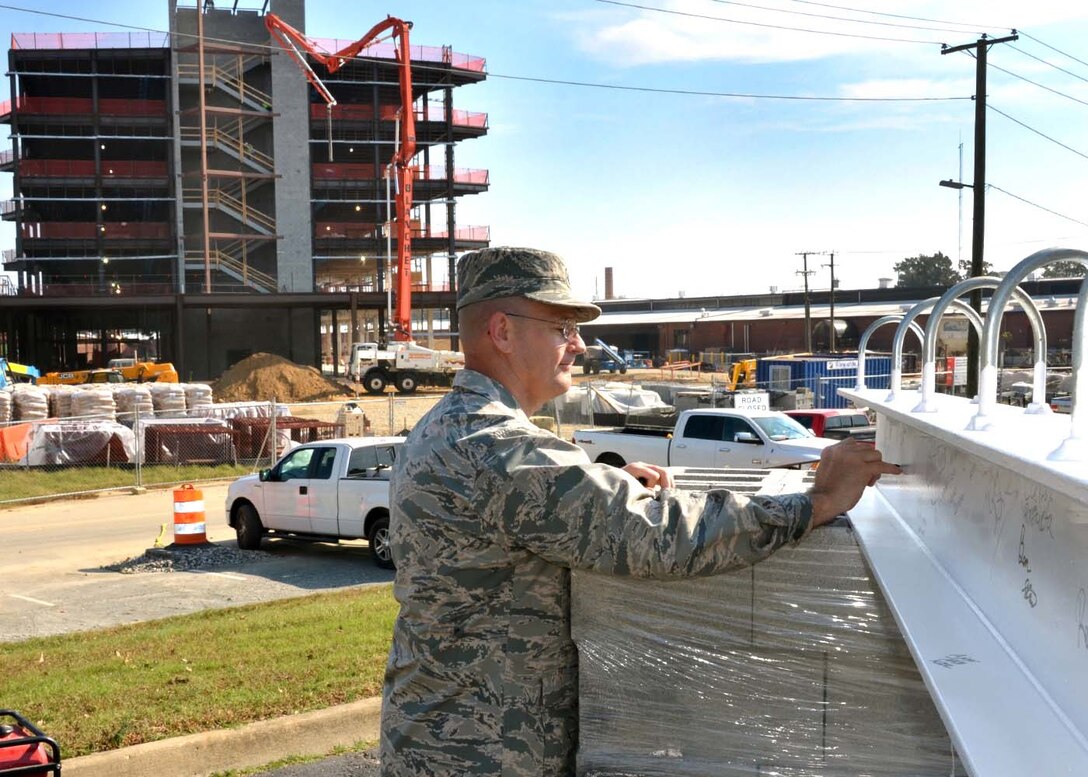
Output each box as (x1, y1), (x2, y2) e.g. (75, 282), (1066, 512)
(0, 96), (166, 117)
(418, 104), (489, 128)
(11, 279), (176, 297)
(418, 166), (489, 185)
(176, 63), (272, 110)
(11, 32), (170, 50)
(309, 102), (488, 129)
(18, 159), (169, 179)
(309, 38), (486, 73)
(425, 226), (490, 242)
(181, 187), (276, 235)
(313, 222), (490, 243)
(184, 249), (277, 294)
(179, 125), (274, 172)
(20, 221), (171, 240)
(311, 162), (488, 186)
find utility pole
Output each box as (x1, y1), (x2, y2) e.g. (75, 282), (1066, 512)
(942, 31), (1018, 396)
(795, 252), (816, 352)
(823, 252), (837, 352)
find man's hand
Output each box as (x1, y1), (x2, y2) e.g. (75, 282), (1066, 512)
(809, 438), (901, 526)
(623, 461), (674, 490)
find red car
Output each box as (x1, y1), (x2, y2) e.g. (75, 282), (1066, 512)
(783, 408), (877, 444)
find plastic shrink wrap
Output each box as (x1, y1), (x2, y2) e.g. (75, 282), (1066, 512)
(571, 469), (965, 777)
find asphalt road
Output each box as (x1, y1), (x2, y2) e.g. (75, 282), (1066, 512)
(1, 484), (393, 641)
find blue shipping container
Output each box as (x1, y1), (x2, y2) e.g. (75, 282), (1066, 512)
(756, 354), (892, 409)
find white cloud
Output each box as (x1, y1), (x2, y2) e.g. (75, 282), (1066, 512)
(575, 1), (1088, 69)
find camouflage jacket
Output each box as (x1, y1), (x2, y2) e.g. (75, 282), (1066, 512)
(380, 370), (814, 776)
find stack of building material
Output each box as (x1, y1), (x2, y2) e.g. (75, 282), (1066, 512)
(571, 468), (965, 777)
(47, 384), (76, 418)
(71, 387), (116, 420)
(114, 386), (154, 424)
(150, 383), (186, 418)
(0, 388), (11, 423)
(184, 383), (214, 412)
(12, 385), (48, 421)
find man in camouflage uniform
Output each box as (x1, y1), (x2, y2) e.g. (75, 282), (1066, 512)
(380, 247), (899, 776)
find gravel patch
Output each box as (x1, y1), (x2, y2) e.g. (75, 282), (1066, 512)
(100, 544), (274, 574)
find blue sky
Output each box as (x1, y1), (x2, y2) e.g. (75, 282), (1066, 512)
(1, 1), (1087, 300)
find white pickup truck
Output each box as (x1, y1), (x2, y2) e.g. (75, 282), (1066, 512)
(225, 436), (403, 569)
(572, 408), (836, 470)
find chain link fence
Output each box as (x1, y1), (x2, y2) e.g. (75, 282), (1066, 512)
(0, 384), (445, 505)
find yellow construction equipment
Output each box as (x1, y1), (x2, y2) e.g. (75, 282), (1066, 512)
(38, 369), (126, 385)
(38, 361), (177, 385)
(109, 360), (180, 383)
(724, 358), (757, 391)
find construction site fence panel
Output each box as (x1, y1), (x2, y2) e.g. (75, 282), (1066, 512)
(0, 392), (445, 506)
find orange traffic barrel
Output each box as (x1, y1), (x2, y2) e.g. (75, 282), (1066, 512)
(172, 484), (208, 545)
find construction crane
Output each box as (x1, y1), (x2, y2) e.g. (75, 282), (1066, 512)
(264, 13), (418, 341)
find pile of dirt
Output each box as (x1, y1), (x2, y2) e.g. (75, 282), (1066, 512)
(214, 352), (350, 403)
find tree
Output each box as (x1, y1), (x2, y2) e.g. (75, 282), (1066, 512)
(956, 257), (993, 278)
(894, 252), (960, 287)
(1041, 260), (1086, 279)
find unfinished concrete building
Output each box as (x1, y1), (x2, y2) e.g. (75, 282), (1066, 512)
(0, 0), (488, 378)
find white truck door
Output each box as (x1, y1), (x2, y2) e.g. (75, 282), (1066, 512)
(263, 447), (319, 533)
(335, 443), (399, 537)
(670, 414), (728, 468)
(305, 446), (341, 536)
(718, 416), (768, 467)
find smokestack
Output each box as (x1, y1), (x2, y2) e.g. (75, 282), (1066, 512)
(604, 267), (614, 300)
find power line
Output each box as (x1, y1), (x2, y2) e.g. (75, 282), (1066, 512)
(1007, 44), (1088, 84)
(484, 71), (966, 101)
(985, 59), (1088, 109)
(988, 184), (1088, 228)
(1020, 31), (1088, 72)
(592, 0), (944, 45)
(780, 0), (1006, 31)
(988, 104), (1088, 162)
(702, 0), (994, 35)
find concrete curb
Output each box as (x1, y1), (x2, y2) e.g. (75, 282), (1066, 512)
(64, 697), (381, 777)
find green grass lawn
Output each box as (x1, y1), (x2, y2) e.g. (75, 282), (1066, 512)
(0, 463), (253, 503)
(0, 586), (397, 757)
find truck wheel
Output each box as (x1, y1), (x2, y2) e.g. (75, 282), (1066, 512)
(235, 503), (264, 550)
(395, 373), (418, 394)
(368, 515), (395, 570)
(363, 370), (388, 395)
(596, 453), (626, 468)
(619, 366), (628, 374)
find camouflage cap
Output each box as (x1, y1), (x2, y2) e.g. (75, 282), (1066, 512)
(456, 247), (601, 322)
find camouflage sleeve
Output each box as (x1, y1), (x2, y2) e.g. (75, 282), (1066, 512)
(471, 430), (813, 578)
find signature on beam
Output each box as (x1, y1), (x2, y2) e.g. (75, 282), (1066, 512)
(1022, 579), (1038, 608)
(1018, 524), (1031, 573)
(1078, 588), (1087, 651)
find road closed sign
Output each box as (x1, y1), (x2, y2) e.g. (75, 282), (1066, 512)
(733, 391), (770, 410)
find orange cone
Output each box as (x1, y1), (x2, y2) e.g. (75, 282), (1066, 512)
(171, 484), (208, 545)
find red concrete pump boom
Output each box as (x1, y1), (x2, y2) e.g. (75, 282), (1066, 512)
(264, 13), (417, 341)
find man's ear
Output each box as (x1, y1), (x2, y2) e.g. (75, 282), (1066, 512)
(488, 310), (517, 355)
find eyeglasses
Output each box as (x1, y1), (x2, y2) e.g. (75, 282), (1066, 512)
(503, 311), (582, 342)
